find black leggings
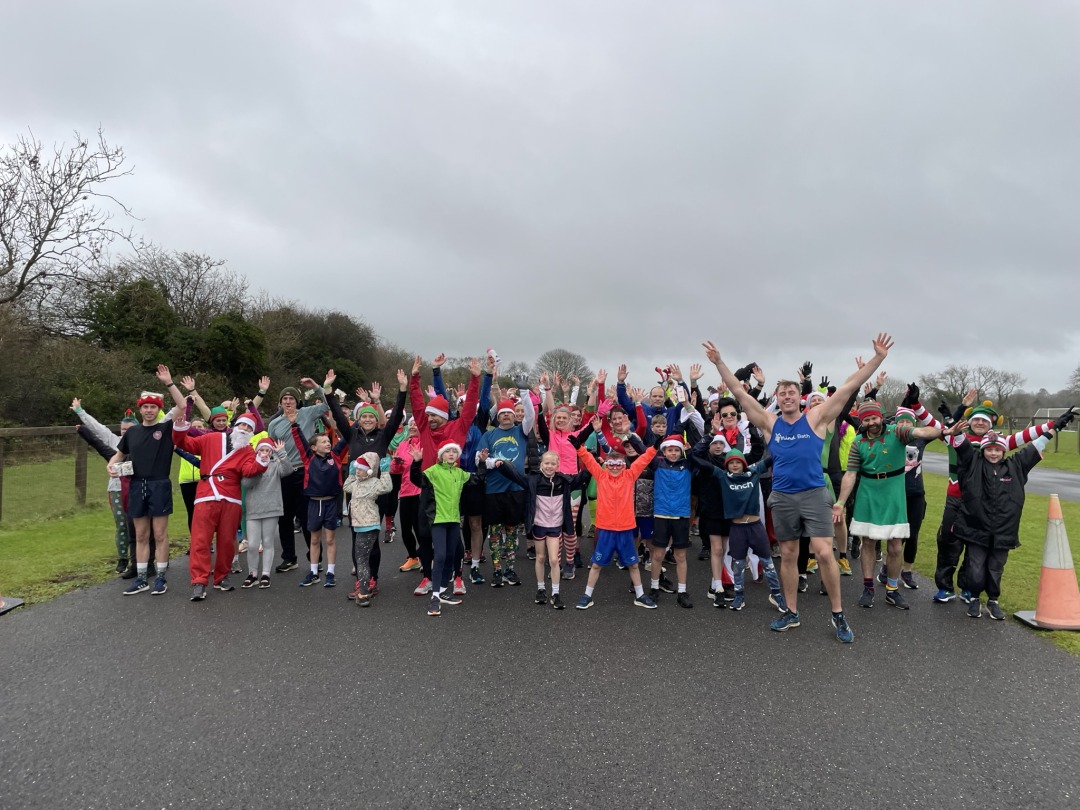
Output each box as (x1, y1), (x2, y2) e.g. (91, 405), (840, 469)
(377, 473), (402, 521)
(797, 536), (811, 574)
(904, 492), (926, 565)
(180, 481), (198, 532)
(278, 469), (310, 563)
(369, 539), (381, 582)
(431, 523), (461, 593)
(399, 495), (420, 560)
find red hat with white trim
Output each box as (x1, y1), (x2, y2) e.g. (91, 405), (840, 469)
(426, 396), (450, 420)
(437, 439), (462, 460)
(137, 392), (164, 408)
(496, 399), (516, 417)
(660, 435), (686, 451)
(234, 414), (257, 432)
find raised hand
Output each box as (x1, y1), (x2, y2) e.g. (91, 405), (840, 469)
(409, 445), (423, 462)
(370, 381), (382, 400)
(702, 341), (721, 366)
(274, 439), (286, 452)
(299, 377), (318, 389)
(70, 397), (81, 411)
(229, 397), (241, 412)
(617, 364), (628, 383)
(324, 369), (337, 387)
(539, 372), (550, 389)
(819, 376), (830, 389)
(258, 375), (271, 392)
(454, 383), (466, 398)
(862, 382), (874, 397)
(962, 388), (978, 407)
(591, 414), (603, 432)
(669, 363), (683, 383)
(468, 356), (481, 376)
(478, 448), (489, 463)
(155, 364), (173, 385)
(426, 385), (437, 399)
(596, 368), (607, 385)
(800, 361), (813, 379)
(432, 353), (447, 368)
(355, 387), (369, 401)
(902, 383), (919, 408)
(411, 355), (423, 376)
(689, 363), (703, 383)
(875, 370), (887, 389)
(396, 369), (407, 389)
(1053, 407), (1077, 432)
(872, 332), (894, 358)
(571, 375), (581, 386)
(181, 376), (196, 392)
(945, 419), (969, 437)
(173, 413), (188, 429)
(855, 357), (866, 371)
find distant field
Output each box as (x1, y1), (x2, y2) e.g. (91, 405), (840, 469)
(924, 429), (1080, 473)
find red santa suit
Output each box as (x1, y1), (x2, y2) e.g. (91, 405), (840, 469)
(173, 423), (267, 587)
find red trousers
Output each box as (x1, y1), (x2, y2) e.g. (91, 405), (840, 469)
(189, 500), (241, 586)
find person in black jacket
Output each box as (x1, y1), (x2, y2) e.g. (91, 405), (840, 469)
(945, 409), (1073, 620)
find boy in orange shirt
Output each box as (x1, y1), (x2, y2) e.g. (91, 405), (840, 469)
(572, 415), (658, 610)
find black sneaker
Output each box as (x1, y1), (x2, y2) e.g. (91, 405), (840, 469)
(214, 577), (235, 592)
(275, 560), (298, 573)
(849, 537), (862, 559)
(676, 592), (693, 609)
(504, 569), (521, 586)
(900, 571), (919, 590)
(986, 600), (1005, 621)
(967, 598), (982, 619)
(535, 588), (547, 605)
(885, 588), (910, 610)
(190, 584), (207, 601)
(551, 593), (565, 610)
(697, 546), (710, 561)
(526, 547), (537, 561)
(798, 575), (808, 593)
(114, 557), (128, 574)
(721, 588), (735, 602)
(663, 549), (677, 567)
(574, 551), (583, 569)
(858, 587), (875, 608)
(490, 570), (504, 588)
(876, 566), (888, 586)
(649, 588), (660, 603)
(658, 576), (675, 594)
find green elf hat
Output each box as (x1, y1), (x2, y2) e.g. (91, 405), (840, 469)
(964, 401), (1003, 427)
(209, 406), (229, 421)
(723, 448), (747, 470)
(353, 403), (379, 420)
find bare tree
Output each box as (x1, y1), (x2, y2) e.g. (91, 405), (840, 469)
(1070, 364), (1080, 394)
(0, 129), (133, 306)
(919, 363), (1026, 411)
(532, 348), (592, 387)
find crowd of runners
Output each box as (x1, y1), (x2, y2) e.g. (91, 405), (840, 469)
(71, 333), (1077, 642)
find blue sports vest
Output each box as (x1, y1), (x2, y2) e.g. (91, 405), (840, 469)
(769, 413), (825, 494)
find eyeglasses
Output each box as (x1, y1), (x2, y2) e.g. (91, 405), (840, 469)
(720, 411), (738, 418)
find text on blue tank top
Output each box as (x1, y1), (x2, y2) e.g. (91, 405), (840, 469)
(769, 413), (826, 493)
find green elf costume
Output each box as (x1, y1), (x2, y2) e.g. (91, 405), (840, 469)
(847, 401), (915, 540)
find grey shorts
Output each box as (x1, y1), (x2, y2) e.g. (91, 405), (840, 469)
(768, 487), (833, 540)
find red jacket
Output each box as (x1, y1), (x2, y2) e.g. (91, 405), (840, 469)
(410, 372), (480, 470)
(173, 427), (266, 505)
(577, 445), (656, 531)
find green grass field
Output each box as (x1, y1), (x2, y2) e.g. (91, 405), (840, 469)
(3, 465), (1080, 657)
(924, 429), (1080, 473)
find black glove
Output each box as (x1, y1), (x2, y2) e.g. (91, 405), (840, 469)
(567, 433), (582, 450)
(865, 387), (879, 402)
(827, 386), (837, 396)
(800, 361), (813, 379)
(513, 374), (530, 390)
(1053, 407), (1077, 432)
(937, 400), (951, 420)
(733, 364), (752, 383)
(819, 376), (830, 389)
(901, 383), (919, 409)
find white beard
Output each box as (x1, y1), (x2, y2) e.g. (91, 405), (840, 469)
(229, 430), (250, 451)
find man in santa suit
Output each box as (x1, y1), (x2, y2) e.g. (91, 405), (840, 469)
(173, 412), (268, 601)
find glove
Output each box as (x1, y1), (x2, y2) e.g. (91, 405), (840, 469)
(800, 361), (813, 379)
(567, 433), (582, 449)
(733, 364), (752, 383)
(901, 383), (919, 409)
(1053, 406), (1077, 432)
(800, 377), (812, 396)
(827, 386), (837, 396)
(819, 376), (830, 389)
(937, 401), (951, 421)
(513, 374), (530, 390)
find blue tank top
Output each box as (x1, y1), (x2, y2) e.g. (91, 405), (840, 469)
(769, 413), (825, 494)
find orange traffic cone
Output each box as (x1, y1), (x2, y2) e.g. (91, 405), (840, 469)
(1015, 494), (1080, 630)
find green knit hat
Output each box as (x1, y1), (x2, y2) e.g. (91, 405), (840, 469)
(724, 449), (746, 470)
(279, 386), (302, 404)
(964, 401), (1001, 427)
(354, 404), (379, 420)
(209, 406), (229, 421)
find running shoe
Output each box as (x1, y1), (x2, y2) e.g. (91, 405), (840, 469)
(798, 575), (808, 594)
(189, 584), (207, 601)
(299, 571), (319, 587)
(369, 578), (380, 596)
(768, 591), (788, 613)
(348, 581), (362, 600)
(470, 567), (485, 585)
(770, 611), (801, 632)
(150, 576), (167, 595)
(806, 558), (818, 575)
(561, 563), (575, 581)
(634, 593), (658, 609)
(877, 567), (888, 586)
(933, 589), (956, 603)
(490, 570), (504, 588)
(849, 537), (862, 559)
(885, 588), (910, 610)
(838, 557), (852, 576)
(551, 593), (565, 610)
(399, 557), (421, 573)
(676, 592), (693, 609)
(275, 560), (298, 573)
(123, 577), (149, 595)
(427, 595), (442, 616)
(575, 594), (594, 610)
(832, 612), (855, 643)
(323, 572), (336, 588)
(526, 547), (536, 561)
(453, 576), (466, 595)
(900, 571), (919, 590)
(858, 587), (875, 608)
(214, 577), (235, 592)
(535, 588), (547, 605)
(658, 576), (675, 594)
(258, 575), (271, 589)
(504, 569), (521, 586)
(986, 600), (1005, 621)
(697, 546), (709, 561)
(437, 590), (462, 606)
(729, 593), (746, 611)
(967, 598), (982, 619)
(960, 590), (974, 604)
(413, 577), (432, 595)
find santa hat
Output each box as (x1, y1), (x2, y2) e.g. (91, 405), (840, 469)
(724, 449), (747, 470)
(255, 438), (276, 453)
(234, 414), (257, 432)
(804, 391), (826, 408)
(965, 401), (1002, 426)
(894, 407), (917, 424)
(858, 400), (883, 419)
(496, 399), (516, 417)
(710, 433), (729, 447)
(707, 392), (720, 405)
(437, 439), (462, 460)
(660, 435), (686, 451)
(980, 431), (1008, 452)
(352, 455), (372, 474)
(426, 396), (450, 420)
(137, 392), (164, 408)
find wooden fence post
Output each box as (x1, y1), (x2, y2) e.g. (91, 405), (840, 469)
(74, 432), (87, 506)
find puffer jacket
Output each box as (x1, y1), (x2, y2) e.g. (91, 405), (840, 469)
(343, 451), (393, 528)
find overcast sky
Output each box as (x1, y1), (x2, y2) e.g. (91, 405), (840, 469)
(4, 1), (1079, 393)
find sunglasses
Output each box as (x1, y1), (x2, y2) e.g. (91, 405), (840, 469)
(720, 411), (738, 418)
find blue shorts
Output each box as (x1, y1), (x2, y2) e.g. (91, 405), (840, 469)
(532, 525), (562, 540)
(592, 529), (639, 567)
(636, 515), (654, 540)
(128, 478), (173, 518)
(307, 498), (341, 532)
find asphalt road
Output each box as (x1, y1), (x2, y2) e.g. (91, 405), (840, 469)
(922, 451), (1080, 501)
(3, 535), (1080, 810)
